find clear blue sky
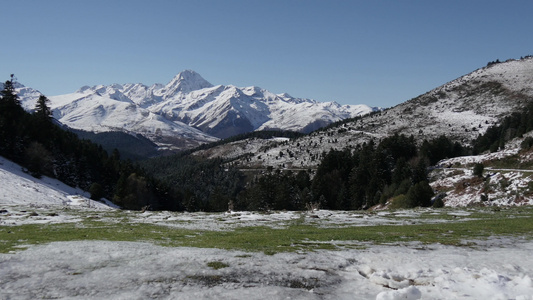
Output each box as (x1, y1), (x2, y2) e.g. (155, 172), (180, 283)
(2, 0), (532, 108)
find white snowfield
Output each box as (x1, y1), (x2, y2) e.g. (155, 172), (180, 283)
(0, 239), (532, 299)
(1, 156), (533, 299)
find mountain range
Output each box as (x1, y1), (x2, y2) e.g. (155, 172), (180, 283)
(11, 57), (533, 165)
(15, 70), (376, 153)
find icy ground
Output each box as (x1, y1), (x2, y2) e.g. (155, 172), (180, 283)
(1, 239), (532, 299)
(1, 157), (533, 299)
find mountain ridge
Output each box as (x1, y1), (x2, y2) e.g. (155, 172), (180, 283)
(13, 70), (376, 152)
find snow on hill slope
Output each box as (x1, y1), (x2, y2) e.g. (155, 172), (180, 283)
(345, 57), (533, 144)
(199, 57), (533, 169)
(429, 132), (533, 207)
(0, 156), (115, 210)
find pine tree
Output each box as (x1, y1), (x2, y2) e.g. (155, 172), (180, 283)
(0, 75), (22, 109)
(405, 181), (434, 207)
(473, 163), (484, 177)
(34, 95), (52, 121)
(0, 75), (25, 159)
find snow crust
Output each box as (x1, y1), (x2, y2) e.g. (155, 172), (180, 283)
(1, 239), (532, 299)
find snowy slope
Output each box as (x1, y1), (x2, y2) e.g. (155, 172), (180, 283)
(0, 156), (115, 209)
(429, 132), (533, 207)
(347, 57), (533, 144)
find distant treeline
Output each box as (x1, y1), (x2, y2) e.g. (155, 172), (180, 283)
(486, 55), (533, 67)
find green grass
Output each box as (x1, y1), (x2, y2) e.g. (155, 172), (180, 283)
(207, 261), (229, 270)
(1, 207), (532, 254)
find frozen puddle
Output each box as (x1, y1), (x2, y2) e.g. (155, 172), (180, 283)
(1, 240), (532, 299)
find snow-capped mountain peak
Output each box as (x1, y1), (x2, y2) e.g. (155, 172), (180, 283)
(159, 70), (213, 96)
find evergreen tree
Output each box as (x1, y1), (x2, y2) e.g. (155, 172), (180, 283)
(473, 163), (484, 177)
(24, 141), (53, 178)
(405, 181), (434, 207)
(312, 149), (354, 209)
(0, 75), (22, 109)
(34, 95), (52, 121)
(0, 75), (25, 159)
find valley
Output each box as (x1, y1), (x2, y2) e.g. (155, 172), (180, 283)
(2, 57), (533, 299)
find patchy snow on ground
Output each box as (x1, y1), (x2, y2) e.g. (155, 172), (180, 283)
(2, 155), (533, 299)
(0, 239), (532, 300)
(430, 136), (533, 207)
(431, 166), (533, 207)
(0, 206), (476, 229)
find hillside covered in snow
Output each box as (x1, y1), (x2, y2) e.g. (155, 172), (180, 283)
(193, 57), (533, 170)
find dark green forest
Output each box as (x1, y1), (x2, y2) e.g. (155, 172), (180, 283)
(3, 74), (533, 212)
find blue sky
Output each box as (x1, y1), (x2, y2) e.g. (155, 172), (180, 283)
(2, 0), (532, 108)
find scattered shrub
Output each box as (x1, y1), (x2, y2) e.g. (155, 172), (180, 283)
(473, 163), (484, 177)
(521, 137), (533, 150)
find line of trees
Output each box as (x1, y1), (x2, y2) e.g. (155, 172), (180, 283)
(238, 135), (469, 210)
(238, 134), (465, 211)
